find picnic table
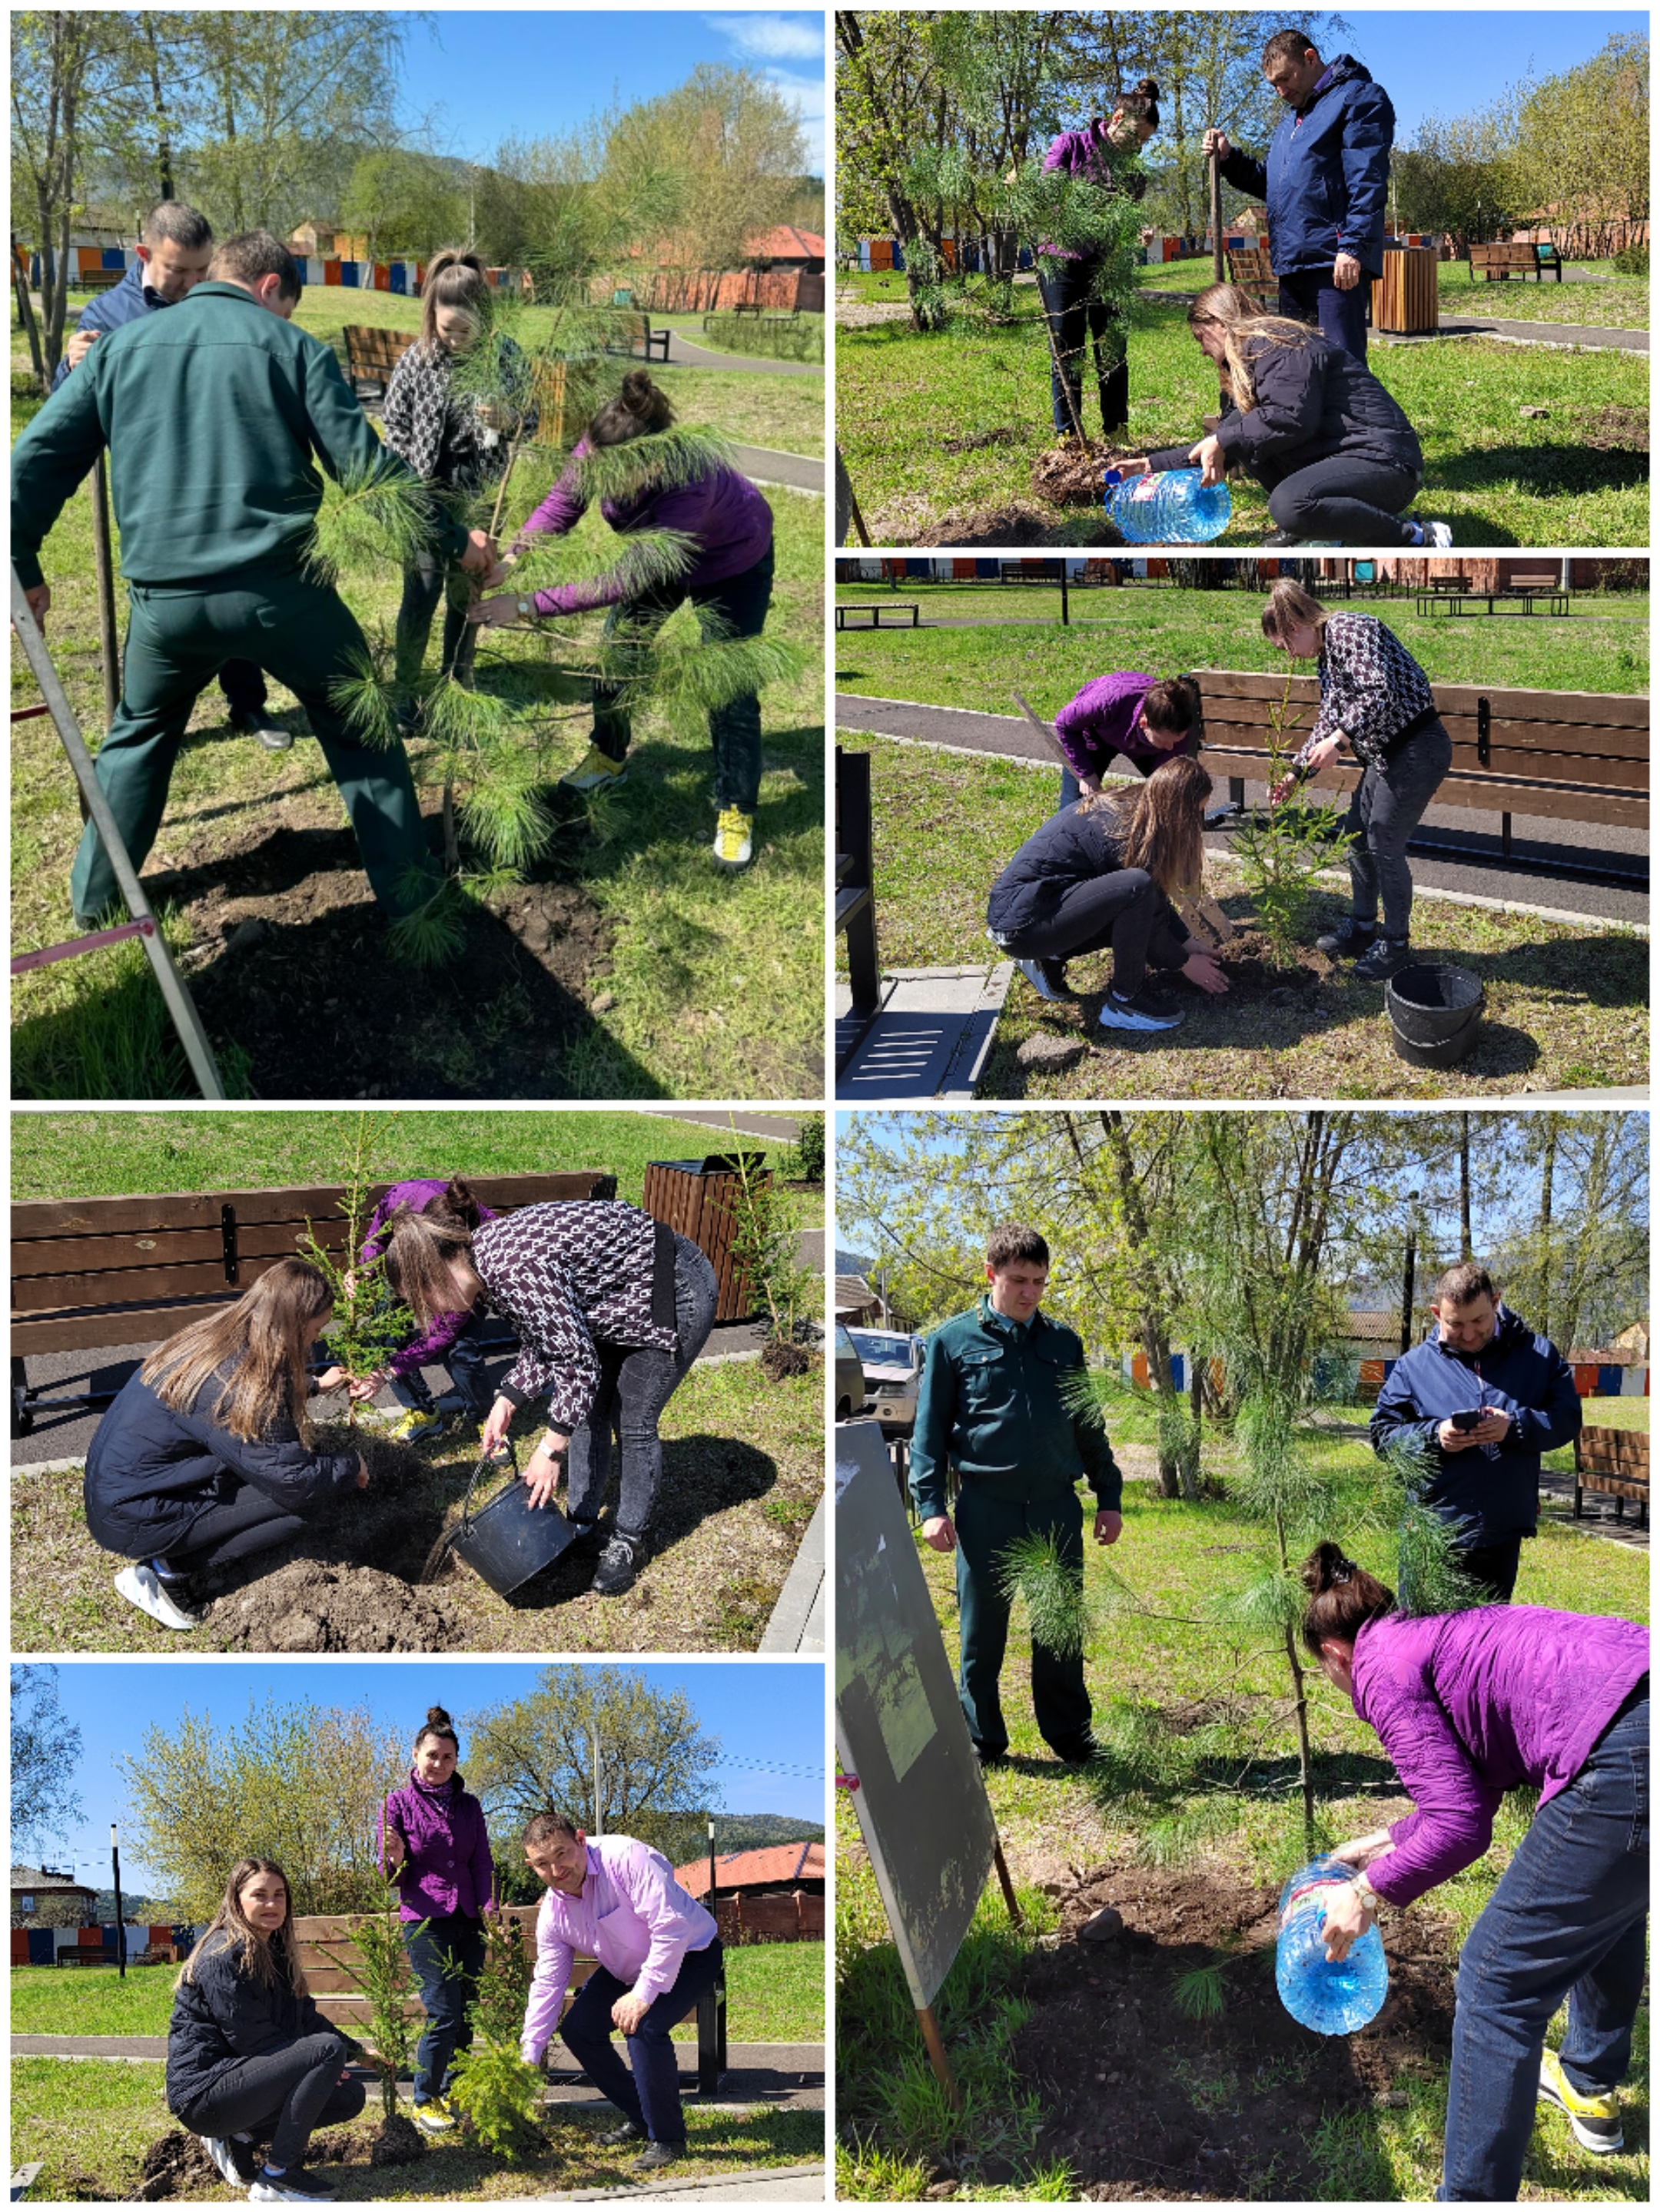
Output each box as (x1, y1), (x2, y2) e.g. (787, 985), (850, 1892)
(1417, 574), (1570, 618)
(835, 602), (920, 631)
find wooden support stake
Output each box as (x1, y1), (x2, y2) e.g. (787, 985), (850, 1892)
(89, 455), (120, 722)
(992, 1836), (1024, 1930)
(916, 2003), (960, 2106)
(1210, 149), (1224, 285)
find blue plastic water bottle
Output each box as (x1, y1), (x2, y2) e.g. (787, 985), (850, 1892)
(1104, 466), (1230, 545)
(1274, 1857), (1389, 2035)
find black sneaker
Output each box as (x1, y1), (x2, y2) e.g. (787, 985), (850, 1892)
(203, 2137), (260, 2187)
(247, 2169), (337, 2202)
(1261, 529), (1306, 549)
(1038, 957), (1073, 998)
(632, 2142), (684, 2172)
(975, 1746), (1010, 1769)
(1352, 936), (1409, 981)
(1053, 1738), (1098, 1766)
(1316, 917), (1378, 957)
(592, 1532), (645, 1597)
(1098, 987), (1185, 1033)
(598, 2120), (648, 2146)
(230, 713), (294, 754)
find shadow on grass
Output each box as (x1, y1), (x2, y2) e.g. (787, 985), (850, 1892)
(1434, 439), (1650, 501)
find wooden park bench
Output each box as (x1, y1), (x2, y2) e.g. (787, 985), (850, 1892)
(1468, 241), (1562, 284)
(1224, 244), (1277, 311)
(296, 1909), (728, 2092)
(599, 310), (670, 363)
(835, 602), (920, 631)
(1193, 669), (1648, 874)
(10, 1171), (616, 1438)
(1417, 570), (1570, 618)
(342, 323), (416, 400)
(1573, 1426), (1649, 1527)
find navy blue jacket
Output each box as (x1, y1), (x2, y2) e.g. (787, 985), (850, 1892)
(168, 1935), (358, 2121)
(51, 263), (166, 390)
(84, 1363), (360, 1559)
(1370, 1305), (1582, 1546)
(1220, 55), (1395, 280)
(1147, 326), (1422, 486)
(987, 801), (1190, 963)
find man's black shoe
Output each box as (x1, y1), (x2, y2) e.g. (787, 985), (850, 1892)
(1054, 1738), (1098, 1766)
(598, 2120), (647, 2147)
(975, 1746), (1010, 1769)
(1316, 916), (1378, 957)
(632, 2142), (684, 2172)
(1260, 530), (1306, 549)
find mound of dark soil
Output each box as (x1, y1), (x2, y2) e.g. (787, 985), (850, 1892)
(133, 2133), (221, 2200)
(1012, 1860), (1455, 2201)
(368, 2116), (426, 2168)
(1578, 406), (1648, 453)
(213, 1558), (463, 1652)
(942, 426), (1023, 456)
(761, 1339), (814, 1381)
(1213, 923), (1335, 999)
(1031, 439), (1134, 509)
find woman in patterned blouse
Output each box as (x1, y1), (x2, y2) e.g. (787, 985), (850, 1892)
(1261, 578), (1452, 978)
(382, 1199), (716, 1596)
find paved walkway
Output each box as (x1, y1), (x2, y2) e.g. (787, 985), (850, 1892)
(732, 444), (824, 496)
(555, 2165), (825, 2203)
(1135, 287), (1646, 352)
(835, 692), (1648, 924)
(666, 333), (822, 379)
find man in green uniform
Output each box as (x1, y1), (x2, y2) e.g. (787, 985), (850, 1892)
(910, 1222), (1123, 1766)
(12, 228), (496, 927)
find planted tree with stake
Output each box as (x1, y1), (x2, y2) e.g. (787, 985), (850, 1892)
(317, 1889), (427, 2149)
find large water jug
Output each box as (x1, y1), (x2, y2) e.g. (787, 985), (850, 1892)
(1105, 466), (1230, 545)
(1274, 1856), (1389, 2035)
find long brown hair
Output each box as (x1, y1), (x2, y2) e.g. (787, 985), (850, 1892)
(381, 1207), (484, 1332)
(141, 1258), (331, 1444)
(1300, 1540), (1396, 1659)
(419, 247), (490, 353)
(1081, 752), (1210, 894)
(1260, 577), (1328, 648)
(587, 367), (676, 448)
(1187, 282), (1316, 412)
(423, 1177), (485, 1234)
(178, 1857), (307, 1996)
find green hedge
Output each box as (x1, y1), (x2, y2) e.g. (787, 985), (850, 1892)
(702, 311), (825, 363)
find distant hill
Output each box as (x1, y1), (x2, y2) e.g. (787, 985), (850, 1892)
(712, 1812), (825, 1849)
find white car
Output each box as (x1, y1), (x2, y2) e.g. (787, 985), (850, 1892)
(849, 1328), (925, 1437)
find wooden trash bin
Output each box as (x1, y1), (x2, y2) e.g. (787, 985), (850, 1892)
(642, 1155), (769, 1324)
(1373, 245), (1439, 336)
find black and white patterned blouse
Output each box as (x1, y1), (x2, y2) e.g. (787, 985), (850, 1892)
(1293, 612), (1439, 773)
(381, 334), (536, 495)
(472, 1202), (676, 1432)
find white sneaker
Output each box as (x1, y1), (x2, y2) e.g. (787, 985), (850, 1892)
(114, 1561), (203, 1632)
(203, 2137), (252, 2187)
(1014, 957), (1066, 1003)
(1097, 987), (1185, 1033)
(712, 807), (754, 871)
(1422, 519), (1453, 549)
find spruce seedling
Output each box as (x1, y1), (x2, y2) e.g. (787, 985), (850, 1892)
(297, 1113), (414, 1427)
(317, 1891), (428, 2127)
(447, 1911), (546, 2158)
(1229, 678), (1353, 967)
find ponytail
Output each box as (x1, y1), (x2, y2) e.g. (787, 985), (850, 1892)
(1300, 1541), (1396, 1657)
(587, 368), (676, 449)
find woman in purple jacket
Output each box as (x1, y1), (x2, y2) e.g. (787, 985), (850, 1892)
(1300, 1544), (1648, 2198)
(381, 1705), (496, 2137)
(467, 369), (775, 874)
(1036, 81), (1158, 440)
(344, 1178), (498, 1447)
(1051, 671), (1201, 812)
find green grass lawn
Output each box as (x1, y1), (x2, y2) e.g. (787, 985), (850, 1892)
(834, 731), (1648, 1099)
(9, 1939), (824, 2045)
(9, 2057), (823, 2202)
(838, 1428), (1648, 2200)
(834, 586), (1649, 701)
(11, 299), (825, 1101)
(836, 290), (1648, 547)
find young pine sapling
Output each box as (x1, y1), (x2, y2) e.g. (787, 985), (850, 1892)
(1228, 677), (1353, 968)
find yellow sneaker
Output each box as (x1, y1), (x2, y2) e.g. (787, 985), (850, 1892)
(387, 1407), (447, 1444)
(1539, 2047), (1623, 2154)
(412, 2098), (456, 2135)
(559, 744), (630, 794)
(712, 807), (754, 871)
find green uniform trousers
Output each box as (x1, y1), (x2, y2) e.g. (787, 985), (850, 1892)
(71, 571), (440, 925)
(954, 1482), (1093, 1761)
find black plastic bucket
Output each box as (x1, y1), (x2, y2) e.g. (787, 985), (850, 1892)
(1390, 1003), (1483, 1069)
(1386, 963), (1485, 1049)
(447, 1441), (581, 1597)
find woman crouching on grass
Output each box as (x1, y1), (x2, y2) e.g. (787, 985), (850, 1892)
(167, 1857), (365, 2202)
(1300, 1543), (1648, 2200)
(987, 752), (1229, 1033)
(382, 1197), (716, 1596)
(381, 1703), (496, 2138)
(84, 1258), (367, 1634)
(519, 1810), (722, 2174)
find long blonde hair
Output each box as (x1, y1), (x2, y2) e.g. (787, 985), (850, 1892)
(178, 1857), (308, 1997)
(1187, 282), (1316, 413)
(1080, 752), (1210, 895)
(381, 1207), (485, 1333)
(141, 1258), (331, 1444)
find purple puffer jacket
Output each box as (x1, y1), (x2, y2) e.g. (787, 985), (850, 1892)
(518, 440), (773, 618)
(1351, 1606), (1648, 1907)
(360, 1178), (496, 1380)
(382, 1770), (495, 1923)
(1052, 671), (1158, 778)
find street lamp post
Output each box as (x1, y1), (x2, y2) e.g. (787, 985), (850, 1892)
(110, 1825), (126, 1980)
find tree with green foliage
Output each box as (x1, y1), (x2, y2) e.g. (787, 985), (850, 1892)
(297, 1113), (414, 1422)
(319, 1893), (427, 2127)
(724, 1139), (814, 1345)
(447, 1914), (546, 2157)
(464, 1666), (719, 1840)
(11, 1664), (84, 1858)
(1226, 678), (1353, 967)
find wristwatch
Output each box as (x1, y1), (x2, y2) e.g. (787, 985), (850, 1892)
(516, 597), (533, 620)
(1351, 1869), (1380, 1909)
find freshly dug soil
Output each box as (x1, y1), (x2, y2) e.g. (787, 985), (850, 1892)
(761, 1338), (814, 1381)
(942, 426), (1024, 456)
(1012, 1861), (1456, 2202)
(1577, 405), (1648, 453)
(158, 797), (615, 1098)
(1213, 923), (1335, 999)
(213, 1558), (464, 1651)
(1031, 439), (1134, 509)
(133, 2133), (221, 2200)
(368, 2115), (427, 2168)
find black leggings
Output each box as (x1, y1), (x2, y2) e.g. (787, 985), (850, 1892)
(177, 2034), (365, 2171)
(998, 868), (1175, 1000)
(1266, 454), (1422, 546)
(164, 1484), (304, 1574)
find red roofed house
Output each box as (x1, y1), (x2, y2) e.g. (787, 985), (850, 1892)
(672, 1841), (825, 1942)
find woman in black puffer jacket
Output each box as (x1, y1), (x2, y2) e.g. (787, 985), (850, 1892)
(1129, 283), (1448, 549)
(988, 754), (1230, 1034)
(168, 1857), (365, 2203)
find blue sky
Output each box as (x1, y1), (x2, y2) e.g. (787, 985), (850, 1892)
(24, 1660), (825, 1895)
(397, 11), (825, 172)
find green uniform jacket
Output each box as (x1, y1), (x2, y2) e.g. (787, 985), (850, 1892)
(908, 1297), (1122, 1521)
(11, 281), (466, 591)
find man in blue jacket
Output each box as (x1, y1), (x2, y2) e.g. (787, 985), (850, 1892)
(1370, 1261), (1582, 1602)
(52, 200), (293, 752)
(909, 1223), (1124, 1766)
(1203, 32), (1395, 363)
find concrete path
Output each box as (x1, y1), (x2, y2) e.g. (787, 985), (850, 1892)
(553, 2166), (825, 2203)
(639, 1110), (802, 1141)
(759, 1494), (826, 1653)
(1400, 315), (1647, 353)
(835, 692), (1648, 924)
(1538, 1469), (1648, 1555)
(666, 334), (822, 380)
(732, 445), (825, 496)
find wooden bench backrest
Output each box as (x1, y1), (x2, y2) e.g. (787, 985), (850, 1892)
(342, 325), (417, 386)
(12, 1172), (618, 1355)
(1194, 669), (1648, 828)
(1575, 1425), (1650, 1479)
(1470, 242), (1539, 270)
(1225, 245), (1274, 284)
(293, 1908), (596, 2040)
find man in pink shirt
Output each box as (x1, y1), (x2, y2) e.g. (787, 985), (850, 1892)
(519, 1812), (722, 2171)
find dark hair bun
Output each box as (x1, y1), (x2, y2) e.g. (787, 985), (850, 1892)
(1137, 78), (1160, 100)
(620, 369), (657, 414)
(426, 1704), (452, 1729)
(1300, 1540), (1350, 1597)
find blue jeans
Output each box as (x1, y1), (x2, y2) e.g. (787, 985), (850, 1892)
(1277, 267), (1371, 363)
(405, 1912), (486, 2104)
(1437, 1690), (1648, 2200)
(559, 1938), (724, 2143)
(389, 1308), (493, 1420)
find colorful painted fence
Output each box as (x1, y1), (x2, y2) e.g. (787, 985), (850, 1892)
(1123, 1349), (1648, 1405)
(856, 237), (1034, 274)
